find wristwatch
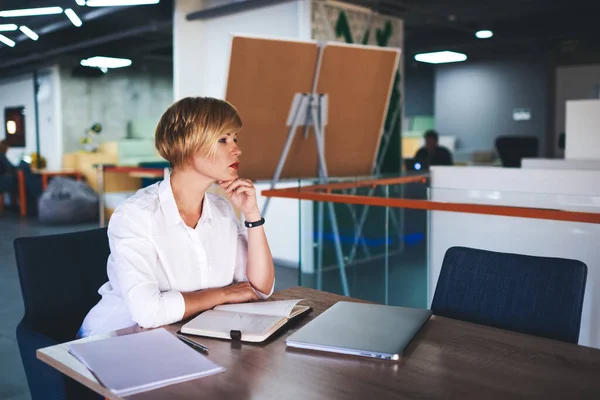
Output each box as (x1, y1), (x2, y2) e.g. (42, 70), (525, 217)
(244, 217), (265, 228)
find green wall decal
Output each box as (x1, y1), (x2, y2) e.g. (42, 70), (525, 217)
(334, 11), (353, 44)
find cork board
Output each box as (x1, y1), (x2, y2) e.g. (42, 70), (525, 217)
(317, 43), (400, 177)
(225, 36), (400, 180)
(225, 36), (319, 181)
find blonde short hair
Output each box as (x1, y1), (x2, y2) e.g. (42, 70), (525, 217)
(155, 97), (242, 168)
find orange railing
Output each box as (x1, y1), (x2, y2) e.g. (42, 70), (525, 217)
(102, 166), (165, 177)
(261, 175), (600, 225)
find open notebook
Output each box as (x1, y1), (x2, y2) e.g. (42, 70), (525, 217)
(181, 299), (310, 342)
(68, 328), (225, 397)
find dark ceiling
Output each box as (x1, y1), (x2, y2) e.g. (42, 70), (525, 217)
(0, 0), (598, 78)
(346, 0), (600, 61)
(0, 0), (174, 77)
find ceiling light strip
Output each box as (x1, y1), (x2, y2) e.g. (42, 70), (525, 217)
(85, 0), (159, 6)
(65, 9), (83, 27)
(19, 26), (39, 41)
(0, 7), (63, 17)
(0, 24), (18, 32)
(0, 34), (16, 47)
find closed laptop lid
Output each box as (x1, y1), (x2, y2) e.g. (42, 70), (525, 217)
(286, 301), (432, 358)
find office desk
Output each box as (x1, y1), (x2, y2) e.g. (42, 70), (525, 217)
(37, 287), (600, 399)
(96, 165), (167, 227)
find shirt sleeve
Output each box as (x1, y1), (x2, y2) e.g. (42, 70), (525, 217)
(108, 210), (185, 329)
(233, 217), (274, 299)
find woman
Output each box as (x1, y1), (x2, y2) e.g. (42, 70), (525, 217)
(79, 97), (275, 337)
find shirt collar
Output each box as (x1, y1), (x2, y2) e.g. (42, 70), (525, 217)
(158, 174), (213, 226)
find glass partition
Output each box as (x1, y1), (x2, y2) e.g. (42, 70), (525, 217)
(283, 174), (600, 311)
(296, 174), (430, 308)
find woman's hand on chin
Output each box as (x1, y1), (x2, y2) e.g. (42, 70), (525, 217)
(218, 178), (261, 220)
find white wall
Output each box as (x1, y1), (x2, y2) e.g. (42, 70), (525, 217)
(434, 58), (548, 155)
(37, 66), (63, 170)
(174, 0), (311, 100)
(60, 66), (173, 153)
(565, 99), (600, 160)
(429, 166), (600, 349)
(0, 68), (62, 169)
(555, 64), (600, 156)
(0, 75), (36, 166)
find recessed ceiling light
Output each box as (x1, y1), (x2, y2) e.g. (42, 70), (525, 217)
(0, 34), (16, 47)
(0, 24), (18, 32)
(19, 26), (39, 41)
(85, 0), (160, 6)
(65, 8), (83, 27)
(475, 30), (493, 39)
(0, 7), (63, 17)
(81, 56), (132, 69)
(76, 0), (86, 5)
(414, 51), (467, 64)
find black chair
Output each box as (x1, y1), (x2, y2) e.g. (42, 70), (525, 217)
(14, 228), (109, 400)
(431, 246), (587, 344)
(495, 136), (539, 167)
(18, 160), (43, 216)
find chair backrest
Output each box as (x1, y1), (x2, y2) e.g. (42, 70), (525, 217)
(431, 246), (587, 344)
(495, 136), (539, 167)
(14, 228), (109, 342)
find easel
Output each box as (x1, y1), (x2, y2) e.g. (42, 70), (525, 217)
(261, 44), (350, 297)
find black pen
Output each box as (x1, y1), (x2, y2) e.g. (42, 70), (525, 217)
(176, 333), (209, 353)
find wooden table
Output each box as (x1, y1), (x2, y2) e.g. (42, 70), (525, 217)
(37, 287), (600, 399)
(17, 169), (84, 217)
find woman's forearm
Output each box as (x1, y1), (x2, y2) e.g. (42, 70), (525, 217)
(181, 288), (227, 320)
(244, 213), (275, 295)
(181, 282), (260, 320)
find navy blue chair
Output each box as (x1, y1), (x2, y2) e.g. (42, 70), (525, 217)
(14, 228), (109, 400)
(431, 246), (587, 344)
(138, 161), (170, 188)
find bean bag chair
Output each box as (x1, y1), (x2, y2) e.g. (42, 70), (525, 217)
(38, 177), (98, 224)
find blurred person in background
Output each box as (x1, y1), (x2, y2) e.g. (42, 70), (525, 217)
(414, 130), (453, 168)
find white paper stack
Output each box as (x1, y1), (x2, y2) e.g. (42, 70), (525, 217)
(68, 328), (225, 396)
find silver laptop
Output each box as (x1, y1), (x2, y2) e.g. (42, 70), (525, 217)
(286, 301), (432, 360)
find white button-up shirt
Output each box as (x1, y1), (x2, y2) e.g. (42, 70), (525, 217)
(79, 175), (273, 337)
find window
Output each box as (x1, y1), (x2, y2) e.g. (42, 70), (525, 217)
(4, 106), (26, 147)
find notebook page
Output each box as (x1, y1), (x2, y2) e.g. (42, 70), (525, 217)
(185, 310), (283, 337)
(68, 328), (225, 396)
(214, 299), (305, 317)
